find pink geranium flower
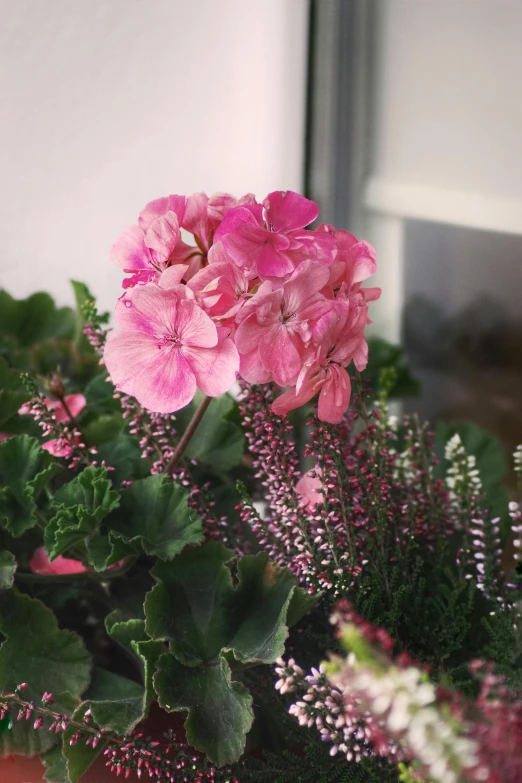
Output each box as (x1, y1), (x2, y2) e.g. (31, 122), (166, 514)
(216, 190), (337, 278)
(104, 285), (239, 413)
(272, 299), (368, 423)
(321, 226), (381, 303)
(29, 546), (87, 575)
(235, 260), (331, 387)
(19, 394), (87, 458)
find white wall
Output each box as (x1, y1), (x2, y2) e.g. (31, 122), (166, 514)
(0, 0), (308, 313)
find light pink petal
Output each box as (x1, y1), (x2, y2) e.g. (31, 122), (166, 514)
(214, 205), (263, 242)
(350, 241), (377, 283)
(183, 335), (239, 397)
(30, 547), (87, 575)
(114, 286), (178, 337)
(352, 338), (368, 372)
(104, 330), (163, 392)
(238, 348), (272, 384)
(175, 300), (218, 349)
(42, 439), (73, 458)
(63, 394), (87, 419)
(132, 348), (197, 413)
(296, 469), (324, 510)
(361, 286), (381, 303)
(283, 260), (330, 313)
(139, 195), (187, 230)
(111, 225), (151, 271)
(271, 371), (325, 417)
(289, 230), (338, 266)
(145, 211), (180, 267)
(317, 366), (351, 424)
(159, 265), (190, 289)
(107, 335), (197, 413)
(235, 314), (264, 355)
(182, 192), (211, 248)
(260, 326), (302, 387)
(263, 191), (319, 232)
(256, 241), (295, 278)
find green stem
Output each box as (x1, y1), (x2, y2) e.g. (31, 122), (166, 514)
(165, 395), (213, 474)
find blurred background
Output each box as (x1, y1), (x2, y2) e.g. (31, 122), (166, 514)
(1, 0), (521, 447)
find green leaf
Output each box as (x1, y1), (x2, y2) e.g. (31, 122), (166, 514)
(45, 467), (120, 560)
(106, 475), (203, 561)
(0, 590), (91, 756)
(84, 667), (145, 735)
(0, 290), (75, 348)
(42, 745), (70, 783)
(365, 337), (420, 398)
(0, 551), (17, 590)
(82, 414), (124, 446)
(175, 392), (245, 470)
(105, 612), (163, 710)
(0, 435), (61, 536)
(96, 435), (148, 486)
(155, 653), (253, 767)
(146, 544), (309, 765)
(0, 358), (30, 426)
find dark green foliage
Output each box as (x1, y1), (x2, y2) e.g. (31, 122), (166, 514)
(238, 742), (397, 783)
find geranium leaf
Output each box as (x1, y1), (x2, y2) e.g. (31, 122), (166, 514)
(105, 612), (163, 709)
(145, 544), (311, 765)
(0, 551), (17, 590)
(41, 744), (70, 783)
(154, 653), (253, 767)
(0, 590), (91, 756)
(107, 475), (203, 561)
(0, 435), (61, 537)
(45, 467), (120, 561)
(84, 667), (145, 735)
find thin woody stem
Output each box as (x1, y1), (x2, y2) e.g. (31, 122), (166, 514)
(165, 395), (213, 474)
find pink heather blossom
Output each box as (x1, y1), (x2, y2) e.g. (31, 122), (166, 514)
(295, 467), (324, 509)
(29, 547), (87, 575)
(235, 260), (331, 387)
(272, 300), (368, 424)
(19, 394), (87, 458)
(104, 285), (239, 413)
(216, 190), (337, 278)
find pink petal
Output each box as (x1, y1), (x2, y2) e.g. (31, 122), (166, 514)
(183, 334), (239, 397)
(175, 299), (218, 349)
(296, 468), (324, 510)
(111, 225), (151, 271)
(271, 371), (324, 417)
(182, 192), (211, 248)
(108, 335), (196, 413)
(158, 265), (190, 289)
(317, 366), (351, 423)
(114, 286), (179, 337)
(263, 190), (319, 232)
(145, 211), (180, 267)
(259, 326), (302, 387)
(238, 348), (272, 384)
(214, 205), (263, 242)
(29, 547), (87, 575)
(62, 394), (87, 419)
(42, 439), (73, 458)
(283, 260), (330, 314)
(138, 194), (187, 230)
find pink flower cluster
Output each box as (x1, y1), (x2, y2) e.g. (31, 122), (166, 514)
(105, 190), (380, 423)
